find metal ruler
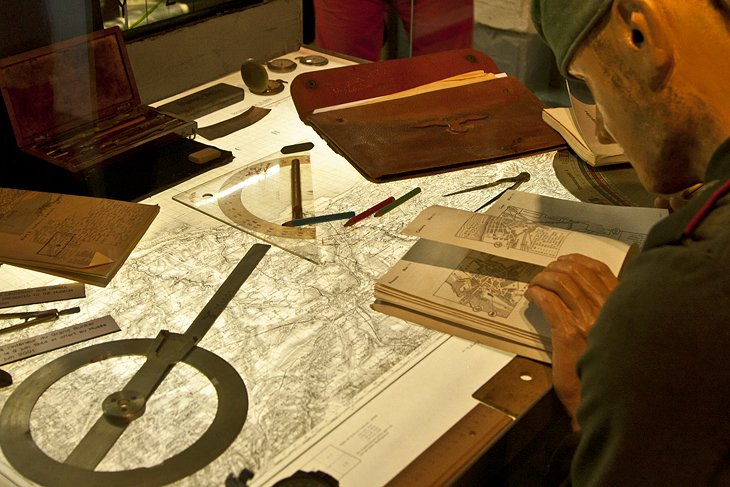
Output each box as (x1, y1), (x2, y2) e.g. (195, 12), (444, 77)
(386, 357), (552, 486)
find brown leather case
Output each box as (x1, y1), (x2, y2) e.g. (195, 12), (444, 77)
(290, 49), (566, 183)
(0, 27), (196, 175)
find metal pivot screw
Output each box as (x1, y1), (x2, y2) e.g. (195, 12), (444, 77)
(102, 390), (146, 423)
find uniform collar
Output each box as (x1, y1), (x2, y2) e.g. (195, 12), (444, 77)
(644, 138), (730, 250)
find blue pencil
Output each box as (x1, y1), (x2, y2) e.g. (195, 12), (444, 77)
(282, 211), (356, 227)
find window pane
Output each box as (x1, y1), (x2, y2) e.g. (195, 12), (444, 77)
(99, 0), (263, 36)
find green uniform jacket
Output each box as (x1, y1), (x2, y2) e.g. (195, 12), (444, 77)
(570, 138), (730, 486)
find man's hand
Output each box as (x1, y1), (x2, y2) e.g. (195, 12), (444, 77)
(524, 254), (618, 429)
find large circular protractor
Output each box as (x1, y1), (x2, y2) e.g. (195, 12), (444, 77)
(0, 245), (270, 487)
(0, 339), (248, 487)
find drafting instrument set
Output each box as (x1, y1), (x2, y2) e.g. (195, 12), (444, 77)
(0, 27), (196, 175)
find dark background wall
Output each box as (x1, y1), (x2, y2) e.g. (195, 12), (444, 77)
(0, 0), (101, 58)
(0, 1), (101, 152)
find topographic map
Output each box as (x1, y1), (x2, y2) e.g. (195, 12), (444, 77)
(0, 50), (576, 486)
(1, 209), (444, 482)
(0, 146), (558, 485)
(0, 142), (568, 486)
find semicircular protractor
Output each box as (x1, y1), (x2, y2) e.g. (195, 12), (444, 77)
(217, 158), (315, 240)
(174, 156), (321, 263)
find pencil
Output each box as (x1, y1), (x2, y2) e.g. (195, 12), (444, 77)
(344, 196), (396, 227)
(282, 211), (356, 227)
(374, 187), (422, 217)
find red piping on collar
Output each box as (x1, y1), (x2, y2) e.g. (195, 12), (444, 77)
(683, 179), (730, 237)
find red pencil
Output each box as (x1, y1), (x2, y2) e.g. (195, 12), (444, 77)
(344, 196), (396, 227)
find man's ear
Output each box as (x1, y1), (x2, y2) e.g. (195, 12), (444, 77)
(612, 0), (674, 91)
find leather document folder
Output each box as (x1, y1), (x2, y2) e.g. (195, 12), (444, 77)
(291, 49), (566, 183)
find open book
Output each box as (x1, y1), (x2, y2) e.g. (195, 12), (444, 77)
(542, 83), (628, 167)
(0, 188), (159, 286)
(373, 191), (667, 363)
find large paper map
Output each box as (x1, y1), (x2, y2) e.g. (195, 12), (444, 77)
(0, 49), (588, 486)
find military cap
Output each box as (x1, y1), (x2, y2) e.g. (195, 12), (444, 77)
(531, 0), (614, 78)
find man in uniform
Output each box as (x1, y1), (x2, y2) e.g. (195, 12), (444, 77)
(526, 0), (730, 484)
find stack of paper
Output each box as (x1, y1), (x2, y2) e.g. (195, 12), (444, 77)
(542, 82), (629, 167)
(0, 188), (159, 286)
(374, 191), (667, 362)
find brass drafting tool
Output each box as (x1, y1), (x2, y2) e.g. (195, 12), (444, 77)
(443, 172), (530, 212)
(0, 244), (270, 487)
(0, 307), (81, 336)
(291, 158), (304, 220)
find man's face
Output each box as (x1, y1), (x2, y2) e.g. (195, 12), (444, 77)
(568, 30), (703, 195)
